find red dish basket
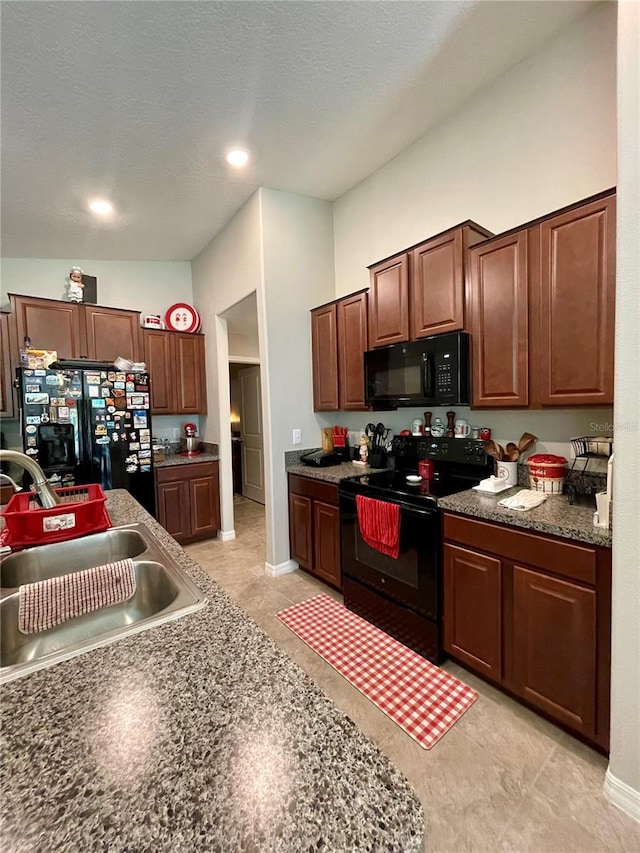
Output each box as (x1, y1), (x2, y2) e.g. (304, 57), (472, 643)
(0, 485), (112, 551)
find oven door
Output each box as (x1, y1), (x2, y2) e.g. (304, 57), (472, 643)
(339, 491), (439, 620)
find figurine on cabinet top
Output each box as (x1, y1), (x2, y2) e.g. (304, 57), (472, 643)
(67, 266), (85, 302)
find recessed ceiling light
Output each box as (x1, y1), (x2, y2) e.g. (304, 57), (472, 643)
(88, 199), (114, 216)
(226, 149), (249, 168)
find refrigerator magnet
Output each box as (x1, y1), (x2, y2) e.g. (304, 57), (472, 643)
(89, 386), (99, 398)
(140, 429), (150, 440)
(138, 449), (151, 459)
(129, 431), (137, 440)
(23, 369), (34, 376)
(26, 384), (41, 392)
(133, 410), (147, 428)
(45, 375), (62, 386)
(115, 372), (127, 382)
(25, 392), (49, 405)
(140, 464), (151, 473)
(86, 374), (101, 384)
(125, 454), (138, 465)
(95, 424), (107, 436)
(126, 464), (138, 474)
(96, 436), (110, 445)
(27, 436), (37, 446)
(107, 372), (116, 382)
(129, 442), (140, 451)
(114, 398), (127, 410)
(113, 382), (125, 390)
(25, 425), (37, 434)
(65, 398), (76, 407)
(140, 442), (150, 450)
(107, 406), (116, 414)
(105, 398), (115, 407)
(58, 407), (70, 419)
(69, 389), (82, 398)
(34, 369), (46, 376)
(26, 416), (40, 425)
(92, 399), (106, 408)
(26, 447), (39, 455)
(101, 387), (111, 398)
(112, 434), (120, 442)
(40, 413), (50, 423)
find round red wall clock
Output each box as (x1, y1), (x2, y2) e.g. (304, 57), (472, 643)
(165, 303), (201, 333)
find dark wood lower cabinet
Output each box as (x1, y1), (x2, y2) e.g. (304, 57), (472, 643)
(313, 501), (341, 587)
(289, 493), (313, 569)
(442, 512), (610, 750)
(443, 544), (502, 681)
(156, 461), (220, 545)
(288, 474), (341, 590)
(511, 565), (596, 737)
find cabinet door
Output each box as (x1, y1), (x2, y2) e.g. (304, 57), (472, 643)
(410, 229), (464, 338)
(368, 254), (409, 347)
(143, 330), (176, 414)
(313, 500), (341, 588)
(443, 543), (502, 681)
(311, 304), (339, 411)
(512, 565), (596, 737)
(469, 232), (528, 407)
(11, 295), (84, 360)
(156, 481), (191, 542)
(174, 334), (206, 414)
(84, 305), (141, 362)
(531, 195), (615, 405)
(289, 493), (313, 570)
(337, 291), (368, 410)
(1, 313), (13, 418)
(189, 472), (220, 540)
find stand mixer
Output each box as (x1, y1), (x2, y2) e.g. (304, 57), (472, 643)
(180, 422), (201, 457)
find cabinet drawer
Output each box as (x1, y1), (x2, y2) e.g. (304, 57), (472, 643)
(288, 474), (339, 506)
(442, 514), (596, 586)
(156, 461), (217, 484)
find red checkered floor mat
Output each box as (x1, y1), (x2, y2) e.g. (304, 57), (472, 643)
(277, 594), (478, 749)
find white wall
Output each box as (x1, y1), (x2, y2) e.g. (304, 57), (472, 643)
(606, 0), (640, 822)
(191, 193), (264, 539)
(333, 2), (616, 295)
(228, 332), (259, 360)
(260, 188), (335, 567)
(0, 258), (193, 316)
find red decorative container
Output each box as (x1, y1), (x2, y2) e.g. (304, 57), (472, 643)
(0, 485), (111, 550)
(526, 454), (567, 494)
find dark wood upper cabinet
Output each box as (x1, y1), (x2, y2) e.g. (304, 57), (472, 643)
(337, 291), (368, 410)
(410, 224), (491, 339)
(469, 231), (529, 407)
(368, 253), (409, 347)
(512, 564), (597, 738)
(174, 333), (207, 415)
(10, 294), (85, 361)
(143, 329), (175, 414)
(83, 305), (141, 362)
(311, 303), (339, 411)
(530, 195), (616, 406)
(1, 313), (14, 418)
(443, 543), (502, 682)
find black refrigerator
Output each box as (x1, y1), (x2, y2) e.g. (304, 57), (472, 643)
(18, 365), (156, 515)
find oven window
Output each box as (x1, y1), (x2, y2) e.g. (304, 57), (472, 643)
(354, 528), (419, 589)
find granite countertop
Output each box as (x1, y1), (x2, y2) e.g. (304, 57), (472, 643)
(439, 487), (612, 548)
(286, 460), (387, 483)
(0, 491), (424, 852)
(155, 452), (220, 468)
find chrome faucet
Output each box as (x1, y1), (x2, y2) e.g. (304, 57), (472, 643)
(0, 450), (61, 508)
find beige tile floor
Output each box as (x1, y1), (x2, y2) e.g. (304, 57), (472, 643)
(185, 497), (640, 853)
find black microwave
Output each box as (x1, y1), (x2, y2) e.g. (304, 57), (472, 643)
(364, 331), (471, 408)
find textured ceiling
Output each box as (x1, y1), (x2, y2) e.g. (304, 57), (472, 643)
(1, 1), (595, 261)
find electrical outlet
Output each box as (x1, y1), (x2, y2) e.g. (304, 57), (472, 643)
(172, 428), (181, 439)
(292, 429), (301, 445)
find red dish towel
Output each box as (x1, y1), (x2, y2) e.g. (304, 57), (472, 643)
(356, 495), (400, 559)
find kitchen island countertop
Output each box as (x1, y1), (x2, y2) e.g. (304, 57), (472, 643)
(0, 490), (424, 853)
(439, 487), (612, 548)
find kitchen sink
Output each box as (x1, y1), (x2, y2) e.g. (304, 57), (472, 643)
(0, 523), (207, 684)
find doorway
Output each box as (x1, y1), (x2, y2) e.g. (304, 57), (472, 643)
(229, 361), (265, 504)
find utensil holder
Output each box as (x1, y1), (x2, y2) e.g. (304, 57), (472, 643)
(496, 461), (518, 486)
(369, 451), (387, 469)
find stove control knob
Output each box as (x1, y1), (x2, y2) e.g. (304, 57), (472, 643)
(465, 444), (473, 456)
(430, 443), (438, 454)
(440, 444), (448, 454)
(476, 446), (485, 458)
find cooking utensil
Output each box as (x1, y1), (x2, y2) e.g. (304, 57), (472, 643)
(506, 442), (520, 461)
(484, 440), (501, 460)
(495, 443), (506, 461)
(518, 432), (538, 454)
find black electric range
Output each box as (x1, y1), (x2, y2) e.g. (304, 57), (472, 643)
(338, 435), (493, 662)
